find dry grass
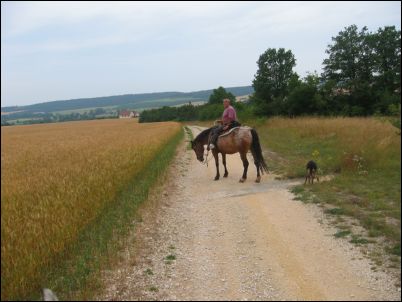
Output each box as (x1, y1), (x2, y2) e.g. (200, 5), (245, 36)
(1, 119), (181, 300)
(261, 117), (400, 175)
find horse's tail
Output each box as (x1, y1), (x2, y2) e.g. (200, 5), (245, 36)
(250, 128), (269, 174)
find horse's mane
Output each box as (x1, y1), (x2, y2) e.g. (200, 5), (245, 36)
(194, 127), (213, 143)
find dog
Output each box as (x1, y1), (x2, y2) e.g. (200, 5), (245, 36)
(305, 160), (319, 184)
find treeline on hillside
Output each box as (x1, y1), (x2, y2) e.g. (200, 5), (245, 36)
(140, 25), (401, 123)
(2, 86), (253, 114)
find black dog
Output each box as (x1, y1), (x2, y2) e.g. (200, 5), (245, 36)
(305, 160), (319, 184)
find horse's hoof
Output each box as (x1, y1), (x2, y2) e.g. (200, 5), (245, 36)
(214, 177), (220, 181)
(239, 178), (246, 183)
(223, 173), (228, 178)
(255, 177), (261, 183)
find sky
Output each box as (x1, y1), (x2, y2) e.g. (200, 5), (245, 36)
(1, 1), (401, 107)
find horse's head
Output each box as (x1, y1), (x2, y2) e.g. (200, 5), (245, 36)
(190, 128), (212, 163)
(191, 139), (204, 162)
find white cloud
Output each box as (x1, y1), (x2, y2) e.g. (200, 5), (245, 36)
(3, 1), (238, 56)
(4, 1), (400, 54)
(4, 1), (231, 37)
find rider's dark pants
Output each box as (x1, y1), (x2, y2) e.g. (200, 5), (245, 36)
(210, 121), (241, 146)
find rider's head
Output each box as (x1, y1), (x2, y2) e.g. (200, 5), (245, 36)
(223, 98), (230, 108)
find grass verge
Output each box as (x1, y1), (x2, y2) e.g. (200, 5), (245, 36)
(183, 126), (194, 150)
(255, 117), (400, 262)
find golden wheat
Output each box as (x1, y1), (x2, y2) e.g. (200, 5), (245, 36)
(1, 119), (181, 300)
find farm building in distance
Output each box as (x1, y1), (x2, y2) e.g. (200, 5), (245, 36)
(235, 95), (251, 103)
(119, 110), (140, 118)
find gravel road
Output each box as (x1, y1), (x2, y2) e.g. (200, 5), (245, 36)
(97, 126), (400, 301)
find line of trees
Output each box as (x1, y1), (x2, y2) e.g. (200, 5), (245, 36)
(252, 25), (400, 117)
(139, 87), (251, 123)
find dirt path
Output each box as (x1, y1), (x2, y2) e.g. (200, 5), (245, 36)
(98, 126), (400, 301)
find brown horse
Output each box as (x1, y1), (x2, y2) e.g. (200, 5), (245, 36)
(190, 126), (269, 182)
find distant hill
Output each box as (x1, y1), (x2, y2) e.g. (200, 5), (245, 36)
(2, 86), (254, 115)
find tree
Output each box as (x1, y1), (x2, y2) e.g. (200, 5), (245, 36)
(322, 25), (375, 88)
(372, 26), (401, 93)
(252, 48), (297, 115)
(322, 25), (401, 115)
(253, 48), (297, 100)
(208, 86), (235, 105)
(94, 107), (106, 115)
(285, 73), (326, 116)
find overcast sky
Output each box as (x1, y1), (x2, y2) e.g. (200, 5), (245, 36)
(1, 1), (401, 107)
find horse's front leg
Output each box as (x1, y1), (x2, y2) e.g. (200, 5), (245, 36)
(222, 153), (228, 177)
(213, 151), (220, 181)
(239, 152), (249, 183)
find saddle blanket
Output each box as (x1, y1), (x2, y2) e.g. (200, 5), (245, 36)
(218, 126), (252, 138)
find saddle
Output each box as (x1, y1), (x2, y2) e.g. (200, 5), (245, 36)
(218, 126), (252, 138)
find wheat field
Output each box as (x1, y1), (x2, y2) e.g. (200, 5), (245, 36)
(1, 119), (181, 300)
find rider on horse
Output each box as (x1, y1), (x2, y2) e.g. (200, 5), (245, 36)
(208, 98), (241, 150)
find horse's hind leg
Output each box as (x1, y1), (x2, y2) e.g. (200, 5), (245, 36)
(251, 149), (261, 183)
(254, 159), (261, 183)
(222, 153), (228, 177)
(239, 152), (249, 183)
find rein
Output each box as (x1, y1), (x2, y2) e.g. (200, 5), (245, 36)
(202, 148), (213, 167)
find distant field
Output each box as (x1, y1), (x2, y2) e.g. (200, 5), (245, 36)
(54, 105), (118, 115)
(5, 117), (43, 123)
(1, 110), (26, 115)
(1, 119), (181, 300)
